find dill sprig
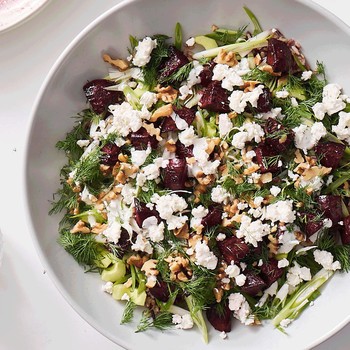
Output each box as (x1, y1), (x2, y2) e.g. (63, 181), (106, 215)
(120, 300), (136, 324)
(58, 230), (102, 267)
(56, 109), (96, 162)
(160, 61), (193, 85)
(136, 310), (173, 332)
(141, 34), (170, 88)
(205, 25), (248, 45)
(73, 148), (102, 185)
(49, 181), (79, 215)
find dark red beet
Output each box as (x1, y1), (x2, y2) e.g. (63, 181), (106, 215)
(175, 140), (194, 158)
(160, 106), (196, 132)
(130, 127), (158, 150)
(206, 302), (232, 332)
(148, 280), (170, 302)
(162, 158), (188, 190)
(267, 38), (294, 74)
(240, 272), (266, 296)
(134, 198), (159, 227)
(314, 141), (345, 169)
(340, 215), (350, 245)
(264, 118), (294, 152)
(201, 206), (222, 227)
(199, 61), (216, 87)
(254, 144), (281, 173)
(301, 213), (323, 237)
(260, 259), (284, 287)
(217, 236), (250, 264)
(199, 81), (230, 113)
(159, 46), (189, 80)
(100, 143), (120, 165)
(83, 79), (123, 114)
(256, 87), (273, 113)
(116, 229), (133, 252)
(317, 195), (343, 224)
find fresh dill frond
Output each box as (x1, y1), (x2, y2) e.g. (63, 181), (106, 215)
(136, 310), (173, 332)
(141, 34), (170, 88)
(120, 300), (136, 324)
(58, 230), (102, 267)
(221, 177), (257, 197)
(56, 109), (95, 162)
(205, 25), (248, 45)
(160, 61), (193, 85)
(243, 68), (278, 92)
(73, 148), (102, 185)
(49, 181), (79, 215)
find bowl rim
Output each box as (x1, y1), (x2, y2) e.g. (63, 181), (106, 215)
(23, 0), (350, 349)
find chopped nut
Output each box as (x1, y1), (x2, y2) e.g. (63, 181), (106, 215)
(294, 149), (304, 164)
(70, 220), (90, 234)
(243, 80), (260, 92)
(102, 53), (129, 71)
(260, 172), (273, 184)
(155, 85), (178, 103)
(214, 49), (238, 67)
(243, 164), (260, 175)
(150, 104), (173, 122)
(174, 223), (190, 239)
(91, 223), (108, 234)
(141, 259), (159, 276)
(118, 153), (129, 163)
(127, 254), (148, 269)
(142, 122), (162, 141)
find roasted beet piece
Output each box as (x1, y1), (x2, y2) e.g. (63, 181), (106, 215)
(254, 144), (281, 174)
(100, 143), (120, 166)
(300, 212), (323, 237)
(217, 236), (250, 264)
(240, 272), (266, 296)
(260, 259), (284, 287)
(340, 215), (350, 245)
(199, 81), (230, 113)
(160, 106), (196, 132)
(199, 60), (216, 87)
(162, 158), (188, 190)
(130, 127), (158, 150)
(206, 302), (232, 332)
(201, 206), (223, 227)
(314, 141), (346, 169)
(149, 280), (171, 302)
(175, 140), (194, 159)
(134, 198), (159, 227)
(159, 46), (189, 80)
(266, 38), (294, 74)
(317, 195), (343, 224)
(264, 118), (294, 152)
(256, 87), (273, 113)
(83, 79), (123, 114)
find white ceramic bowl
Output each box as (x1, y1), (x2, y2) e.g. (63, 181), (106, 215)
(25, 0), (350, 349)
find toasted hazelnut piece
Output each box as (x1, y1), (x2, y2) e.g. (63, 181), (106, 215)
(70, 220), (90, 234)
(102, 53), (129, 71)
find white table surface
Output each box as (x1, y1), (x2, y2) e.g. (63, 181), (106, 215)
(0, 0), (349, 349)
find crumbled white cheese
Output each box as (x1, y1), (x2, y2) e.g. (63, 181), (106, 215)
(293, 122), (327, 151)
(178, 125), (197, 147)
(172, 314), (194, 329)
(264, 200), (295, 223)
(194, 241), (218, 270)
(278, 258), (290, 268)
(275, 90), (289, 98)
(140, 91), (158, 109)
(270, 185), (281, 196)
(216, 233), (226, 241)
(225, 263), (240, 278)
(301, 70), (313, 81)
(211, 185), (231, 204)
(313, 249), (341, 271)
(299, 176), (324, 192)
(190, 205), (208, 229)
(236, 215), (270, 247)
(131, 147), (152, 167)
(218, 113), (233, 137)
(228, 85), (264, 113)
(132, 37), (157, 67)
(131, 234), (153, 254)
(228, 293), (254, 325)
(109, 102), (143, 136)
(101, 281), (113, 294)
(280, 318), (292, 328)
(312, 83), (346, 120)
(142, 216), (165, 242)
(121, 183), (136, 205)
(257, 281), (278, 307)
(219, 331), (228, 340)
(286, 262), (312, 286)
(277, 229), (300, 254)
(231, 122), (265, 149)
(332, 111), (350, 144)
(185, 37), (195, 47)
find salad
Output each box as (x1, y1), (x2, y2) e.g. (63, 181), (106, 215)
(50, 7), (350, 342)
